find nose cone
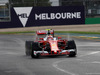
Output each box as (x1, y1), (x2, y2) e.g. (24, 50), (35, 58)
(52, 50), (59, 54)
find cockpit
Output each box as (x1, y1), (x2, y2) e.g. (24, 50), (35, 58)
(47, 37), (53, 40)
(43, 35), (57, 41)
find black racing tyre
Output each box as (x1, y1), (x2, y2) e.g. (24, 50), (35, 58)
(31, 42), (42, 58)
(25, 41), (34, 56)
(69, 51), (76, 57)
(66, 40), (77, 57)
(67, 40), (76, 49)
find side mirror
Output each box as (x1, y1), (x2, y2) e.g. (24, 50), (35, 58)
(39, 38), (43, 40)
(58, 37), (62, 39)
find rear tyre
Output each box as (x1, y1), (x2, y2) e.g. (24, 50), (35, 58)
(31, 42), (42, 58)
(25, 41), (34, 56)
(66, 40), (77, 57)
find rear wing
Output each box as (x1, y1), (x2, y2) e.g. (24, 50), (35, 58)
(36, 30), (54, 35)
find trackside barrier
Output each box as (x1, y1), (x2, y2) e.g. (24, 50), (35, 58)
(0, 6), (85, 28)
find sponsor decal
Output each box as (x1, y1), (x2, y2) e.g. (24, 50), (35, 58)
(14, 7), (32, 27)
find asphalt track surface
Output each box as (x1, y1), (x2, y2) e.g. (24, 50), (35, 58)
(0, 34), (100, 75)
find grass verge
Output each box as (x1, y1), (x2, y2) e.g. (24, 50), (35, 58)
(0, 31), (100, 34)
(55, 31), (100, 34)
(0, 31), (35, 34)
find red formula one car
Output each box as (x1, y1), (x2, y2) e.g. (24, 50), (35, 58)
(25, 29), (77, 58)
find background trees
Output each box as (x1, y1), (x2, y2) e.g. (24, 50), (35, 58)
(9, 0), (51, 7)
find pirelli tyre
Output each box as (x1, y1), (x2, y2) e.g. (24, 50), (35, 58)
(31, 42), (42, 58)
(66, 40), (77, 57)
(25, 41), (34, 56)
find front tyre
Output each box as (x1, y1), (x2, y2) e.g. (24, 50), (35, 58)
(31, 42), (42, 58)
(25, 41), (34, 56)
(69, 51), (76, 57)
(31, 50), (40, 58)
(66, 40), (77, 57)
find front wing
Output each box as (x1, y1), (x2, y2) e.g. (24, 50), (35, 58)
(33, 49), (75, 56)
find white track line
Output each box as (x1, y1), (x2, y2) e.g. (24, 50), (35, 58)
(53, 60), (79, 75)
(52, 51), (100, 75)
(86, 73), (100, 75)
(79, 51), (100, 57)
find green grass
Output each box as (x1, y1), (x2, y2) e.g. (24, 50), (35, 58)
(0, 31), (100, 34)
(55, 31), (100, 34)
(0, 31), (35, 34)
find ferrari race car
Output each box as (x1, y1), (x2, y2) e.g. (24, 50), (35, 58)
(25, 29), (77, 58)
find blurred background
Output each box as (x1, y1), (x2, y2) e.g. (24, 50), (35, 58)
(0, 0), (100, 23)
